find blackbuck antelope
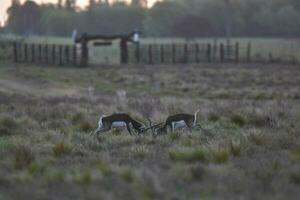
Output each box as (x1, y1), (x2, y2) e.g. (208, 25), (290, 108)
(93, 113), (155, 136)
(155, 110), (201, 135)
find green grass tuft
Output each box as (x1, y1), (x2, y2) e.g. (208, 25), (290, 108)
(208, 113), (220, 122)
(120, 169), (134, 183)
(14, 146), (35, 170)
(75, 170), (92, 185)
(290, 146), (300, 161)
(0, 117), (19, 136)
(290, 171), (300, 185)
(231, 114), (247, 127)
(230, 139), (243, 156)
(28, 162), (45, 176)
(169, 148), (207, 163)
(210, 148), (230, 164)
(169, 132), (181, 141)
(53, 143), (73, 157)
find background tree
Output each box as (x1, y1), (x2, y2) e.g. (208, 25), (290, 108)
(3, 0), (300, 37)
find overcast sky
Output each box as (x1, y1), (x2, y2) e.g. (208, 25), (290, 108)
(0, 0), (158, 26)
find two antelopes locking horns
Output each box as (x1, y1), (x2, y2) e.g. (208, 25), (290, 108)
(93, 110), (202, 137)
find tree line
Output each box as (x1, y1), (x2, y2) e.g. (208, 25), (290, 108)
(2, 0), (300, 38)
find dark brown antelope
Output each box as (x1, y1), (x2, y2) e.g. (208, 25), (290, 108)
(93, 113), (146, 136)
(155, 110), (201, 135)
(93, 113), (160, 136)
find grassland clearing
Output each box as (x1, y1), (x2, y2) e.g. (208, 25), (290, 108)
(0, 63), (299, 199)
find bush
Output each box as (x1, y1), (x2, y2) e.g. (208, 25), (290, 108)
(120, 169), (134, 183)
(249, 132), (266, 146)
(71, 113), (85, 125)
(71, 113), (94, 132)
(290, 172), (300, 185)
(211, 148), (230, 164)
(77, 121), (93, 132)
(75, 170), (92, 185)
(169, 148), (207, 163)
(14, 146), (35, 170)
(290, 146), (300, 161)
(28, 163), (45, 176)
(230, 139), (243, 156)
(208, 113), (220, 122)
(53, 143), (73, 157)
(0, 117), (19, 136)
(231, 114), (247, 127)
(169, 132), (181, 141)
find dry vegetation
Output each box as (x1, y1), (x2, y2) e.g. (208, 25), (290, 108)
(0, 63), (299, 199)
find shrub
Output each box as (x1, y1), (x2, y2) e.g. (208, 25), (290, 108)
(45, 170), (66, 182)
(28, 163), (45, 176)
(290, 171), (300, 185)
(0, 117), (19, 136)
(208, 113), (220, 122)
(53, 143), (73, 157)
(230, 139), (243, 156)
(14, 146), (35, 170)
(290, 146), (300, 161)
(211, 148), (230, 164)
(169, 148), (207, 163)
(77, 121), (93, 132)
(95, 160), (112, 176)
(75, 170), (92, 185)
(131, 146), (149, 159)
(190, 165), (205, 180)
(0, 137), (14, 150)
(71, 113), (85, 125)
(120, 169), (134, 183)
(249, 132), (266, 146)
(231, 114), (247, 127)
(71, 113), (94, 132)
(169, 132), (181, 141)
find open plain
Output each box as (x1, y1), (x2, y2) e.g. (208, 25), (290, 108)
(0, 63), (300, 199)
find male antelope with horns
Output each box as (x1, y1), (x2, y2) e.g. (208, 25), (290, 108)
(154, 110), (201, 135)
(93, 113), (157, 136)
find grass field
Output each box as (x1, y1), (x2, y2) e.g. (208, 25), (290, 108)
(0, 63), (300, 199)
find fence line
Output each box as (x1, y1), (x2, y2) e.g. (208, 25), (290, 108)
(128, 42), (241, 64)
(5, 40), (299, 66)
(12, 42), (78, 66)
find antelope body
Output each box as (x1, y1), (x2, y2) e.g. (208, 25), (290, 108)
(94, 113), (145, 136)
(157, 110), (200, 134)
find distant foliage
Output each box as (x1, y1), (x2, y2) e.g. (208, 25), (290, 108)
(3, 0), (300, 37)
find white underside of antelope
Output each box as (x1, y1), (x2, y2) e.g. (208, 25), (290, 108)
(172, 120), (187, 130)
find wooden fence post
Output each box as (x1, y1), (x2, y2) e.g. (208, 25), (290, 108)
(31, 44), (35, 63)
(148, 44), (153, 64)
(38, 44), (42, 63)
(13, 42), (18, 63)
(44, 44), (48, 64)
(24, 44), (28, 63)
(73, 45), (77, 66)
(80, 33), (88, 67)
(172, 44), (176, 64)
(195, 44), (200, 63)
(59, 45), (63, 65)
(161, 45), (164, 64)
(247, 42), (251, 63)
(52, 44), (56, 65)
(213, 43), (217, 62)
(65, 45), (69, 65)
(184, 44), (188, 63)
(207, 43), (211, 62)
(235, 42), (239, 63)
(135, 44), (140, 64)
(220, 43), (225, 62)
